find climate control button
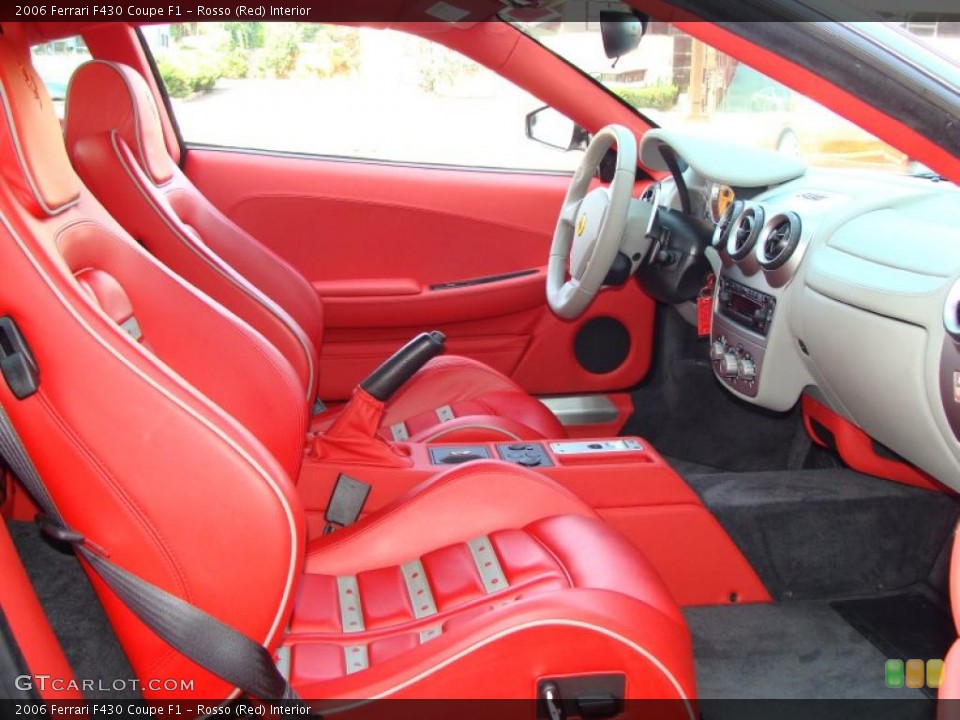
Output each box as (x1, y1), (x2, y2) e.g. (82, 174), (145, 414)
(721, 352), (739, 378)
(737, 357), (757, 381)
(711, 340), (728, 362)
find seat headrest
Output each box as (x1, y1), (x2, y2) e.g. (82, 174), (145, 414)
(66, 60), (175, 186)
(0, 38), (81, 217)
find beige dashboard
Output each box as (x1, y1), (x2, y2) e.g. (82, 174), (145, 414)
(642, 130), (960, 490)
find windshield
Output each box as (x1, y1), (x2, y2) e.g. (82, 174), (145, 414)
(510, 14), (960, 174)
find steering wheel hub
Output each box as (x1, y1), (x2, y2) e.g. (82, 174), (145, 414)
(546, 124), (638, 319)
(570, 188), (610, 280)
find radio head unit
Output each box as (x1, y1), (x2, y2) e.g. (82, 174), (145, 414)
(717, 278), (776, 336)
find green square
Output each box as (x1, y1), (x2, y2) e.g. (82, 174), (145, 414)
(886, 659), (905, 688)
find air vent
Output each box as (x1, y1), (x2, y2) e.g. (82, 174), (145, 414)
(727, 205), (764, 261)
(712, 199), (744, 248)
(759, 212), (803, 270)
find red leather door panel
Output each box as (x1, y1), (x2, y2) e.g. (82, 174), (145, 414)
(184, 149), (655, 399)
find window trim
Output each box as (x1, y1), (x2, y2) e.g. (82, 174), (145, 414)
(182, 142), (578, 177)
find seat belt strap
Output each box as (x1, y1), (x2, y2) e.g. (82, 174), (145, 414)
(0, 401), (302, 704)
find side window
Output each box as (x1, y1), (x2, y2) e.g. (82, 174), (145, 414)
(143, 23), (581, 172)
(30, 36), (92, 119)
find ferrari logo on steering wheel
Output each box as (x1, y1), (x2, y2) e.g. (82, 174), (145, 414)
(576, 214), (588, 237)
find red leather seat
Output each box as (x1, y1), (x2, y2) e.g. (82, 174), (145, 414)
(287, 467), (692, 699)
(0, 39), (694, 708)
(63, 60), (564, 444)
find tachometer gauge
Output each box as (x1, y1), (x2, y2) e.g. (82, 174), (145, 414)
(710, 184), (736, 223)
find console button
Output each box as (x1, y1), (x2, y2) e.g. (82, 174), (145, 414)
(496, 442), (553, 468)
(721, 352), (739, 378)
(711, 340), (727, 361)
(738, 357), (757, 382)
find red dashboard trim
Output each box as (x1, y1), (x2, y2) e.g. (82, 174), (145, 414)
(802, 394), (947, 493)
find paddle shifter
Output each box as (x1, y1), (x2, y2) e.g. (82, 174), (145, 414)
(360, 331), (446, 402)
(312, 331), (447, 466)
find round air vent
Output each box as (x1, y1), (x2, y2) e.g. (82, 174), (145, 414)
(758, 212), (803, 270)
(727, 205), (765, 261)
(711, 199), (745, 249)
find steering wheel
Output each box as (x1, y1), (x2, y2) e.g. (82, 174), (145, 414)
(547, 124), (637, 320)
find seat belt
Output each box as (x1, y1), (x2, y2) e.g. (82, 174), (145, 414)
(323, 474), (371, 535)
(0, 401), (303, 705)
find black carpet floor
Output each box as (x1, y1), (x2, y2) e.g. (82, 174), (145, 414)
(680, 468), (957, 709)
(832, 593), (955, 676)
(685, 469), (960, 602)
(625, 308), (806, 472)
(7, 520), (135, 699)
(685, 599), (931, 700)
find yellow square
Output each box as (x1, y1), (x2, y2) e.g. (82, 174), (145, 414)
(927, 659), (945, 689)
(906, 659), (925, 689)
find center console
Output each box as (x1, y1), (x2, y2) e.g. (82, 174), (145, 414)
(428, 440), (646, 468)
(299, 331), (770, 607)
(298, 434), (770, 608)
(710, 277), (774, 398)
(708, 195), (810, 400)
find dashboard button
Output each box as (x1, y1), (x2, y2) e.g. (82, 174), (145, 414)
(711, 340), (727, 361)
(721, 352), (739, 378)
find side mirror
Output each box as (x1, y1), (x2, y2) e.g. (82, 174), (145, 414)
(525, 106), (589, 152)
(600, 10), (647, 60)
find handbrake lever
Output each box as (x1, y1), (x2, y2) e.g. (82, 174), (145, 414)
(312, 332), (446, 468)
(360, 331), (446, 402)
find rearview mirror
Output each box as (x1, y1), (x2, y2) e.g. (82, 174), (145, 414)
(525, 106), (589, 152)
(600, 10), (647, 60)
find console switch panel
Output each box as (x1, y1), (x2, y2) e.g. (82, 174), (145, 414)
(496, 442), (554, 468)
(429, 446), (491, 465)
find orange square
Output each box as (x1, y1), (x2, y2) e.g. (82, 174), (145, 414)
(927, 660), (945, 689)
(905, 659), (925, 689)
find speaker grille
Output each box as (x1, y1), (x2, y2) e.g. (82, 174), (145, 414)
(574, 317), (630, 374)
